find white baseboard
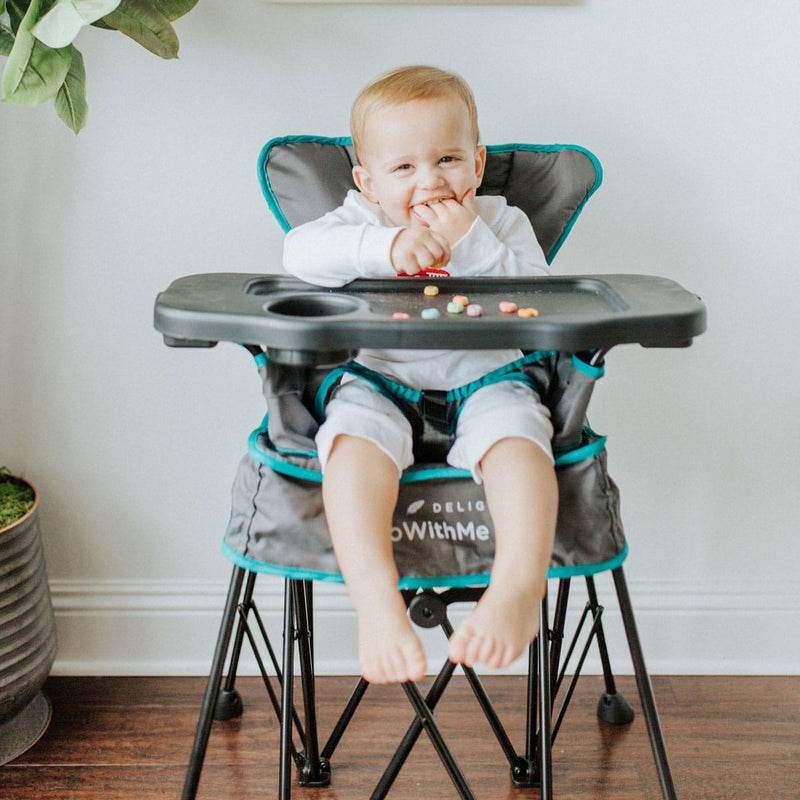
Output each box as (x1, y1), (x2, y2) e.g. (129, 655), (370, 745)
(49, 575), (800, 676)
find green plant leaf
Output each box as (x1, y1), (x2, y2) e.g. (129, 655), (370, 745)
(32, 0), (121, 48)
(54, 43), (86, 132)
(150, 0), (198, 22)
(2, 0), (73, 106)
(0, 25), (14, 56)
(100, 0), (178, 59)
(6, 0), (31, 32)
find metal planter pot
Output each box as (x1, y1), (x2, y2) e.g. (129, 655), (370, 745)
(0, 479), (58, 765)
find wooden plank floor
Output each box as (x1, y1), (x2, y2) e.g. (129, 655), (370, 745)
(1, 675), (798, 799)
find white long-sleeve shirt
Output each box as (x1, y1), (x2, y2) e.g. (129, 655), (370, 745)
(283, 190), (550, 390)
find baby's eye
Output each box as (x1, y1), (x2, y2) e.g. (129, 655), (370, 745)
(440, 155), (460, 165)
(393, 163), (413, 172)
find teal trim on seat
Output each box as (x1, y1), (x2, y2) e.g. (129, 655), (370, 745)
(258, 135), (355, 233)
(222, 538), (627, 585)
(571, 353), (604, 379)
(247, 422), (322, 482)
(554, 429), (607, 466)
(314, 366), (350, 420)
(314, 361), (423, 423)
(445, 369), (536, 404)
(222, 539), (344, 584)
(485, 143), (603, 264)
(258, 138), (601, 262)
(399, 573), (491, 590)
(400, 466), (472, 483)
(546, 542), (628, 579)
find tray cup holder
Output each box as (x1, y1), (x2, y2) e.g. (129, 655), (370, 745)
(265, 293), (366, 318)
(263, 292), (367, 366)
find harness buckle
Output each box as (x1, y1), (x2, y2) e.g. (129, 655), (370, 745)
(419, 390), (452, 435)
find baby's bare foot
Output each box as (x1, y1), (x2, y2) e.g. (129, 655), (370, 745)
(447, 585), (541, 670)
(356, 592), (426, 684)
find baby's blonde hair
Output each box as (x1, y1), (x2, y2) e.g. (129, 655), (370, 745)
(350, 65), (480, 164)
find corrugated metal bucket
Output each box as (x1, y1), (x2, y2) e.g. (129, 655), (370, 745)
(0, 479), (57, 764)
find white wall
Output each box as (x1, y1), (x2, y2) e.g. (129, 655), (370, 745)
(2, 0), (798, 676)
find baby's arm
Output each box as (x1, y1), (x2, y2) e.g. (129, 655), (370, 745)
(284, 202), (453, 285)
(284, 214), (400, 287)
(283, 191), (457, 286)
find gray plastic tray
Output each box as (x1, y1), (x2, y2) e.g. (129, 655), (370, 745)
(154, 273), (706, 364)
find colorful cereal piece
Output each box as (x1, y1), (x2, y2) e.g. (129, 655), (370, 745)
(465, 303), (483, 317)
(421, 307), (441, 319)
(499, 301), (518, 314)
(451, 294), (469, 306)
(392, 311), (410, 320)
(446, 301), (465, 314)
(423, 285), (440, 297)
(517, 307), (540, 318)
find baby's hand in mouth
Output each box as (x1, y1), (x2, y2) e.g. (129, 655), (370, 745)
(412, 191), (477, 245)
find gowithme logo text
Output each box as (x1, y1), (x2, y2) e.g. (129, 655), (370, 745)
(391, 498), (492, 544)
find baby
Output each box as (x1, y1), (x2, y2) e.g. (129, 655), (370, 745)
(283, 65), (558, 684)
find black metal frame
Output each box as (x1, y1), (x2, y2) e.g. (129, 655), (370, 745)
(181, 565), (676, 800)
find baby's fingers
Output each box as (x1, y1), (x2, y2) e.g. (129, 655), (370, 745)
(425, 230), (451, 267)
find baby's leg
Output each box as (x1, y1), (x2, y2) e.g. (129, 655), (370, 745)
(448, 437), (557, 669)
(323, 434), (426, 684)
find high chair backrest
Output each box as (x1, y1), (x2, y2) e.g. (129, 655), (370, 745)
(258, 136), (602, 264)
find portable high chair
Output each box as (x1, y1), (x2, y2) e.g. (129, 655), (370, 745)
(154, 137), (706, 800)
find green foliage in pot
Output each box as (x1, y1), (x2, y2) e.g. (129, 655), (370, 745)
(0, 468), (35, 528)
(0, 0), (198, 133)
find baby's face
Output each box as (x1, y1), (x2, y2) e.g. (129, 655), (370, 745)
(353, 96), (486, 228)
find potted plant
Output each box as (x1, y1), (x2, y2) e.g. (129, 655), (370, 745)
(1, 0), (198, 764)
(0, 469), (58, 765)
(1, 0), (199, 133)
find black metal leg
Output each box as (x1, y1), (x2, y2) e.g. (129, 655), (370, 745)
(612, 567), (677, 800)
(514, 592), (553, 790)
(293, 581), (330, 787)
(550, 579), (571, 696)
(279, 579), (296, 800)
(214, 570), (258, 721)
(537, 591), (553, 799)
(371, 656), (459, 800)
(321, 677), (369, 761)
(525, 630), (538, 770)
(401, 681), (476, 800)
(376, 591), (524, 798)
(182, 565), (245, 800)
(586, 576), (635, 726)
(585, 576), (617, 695)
